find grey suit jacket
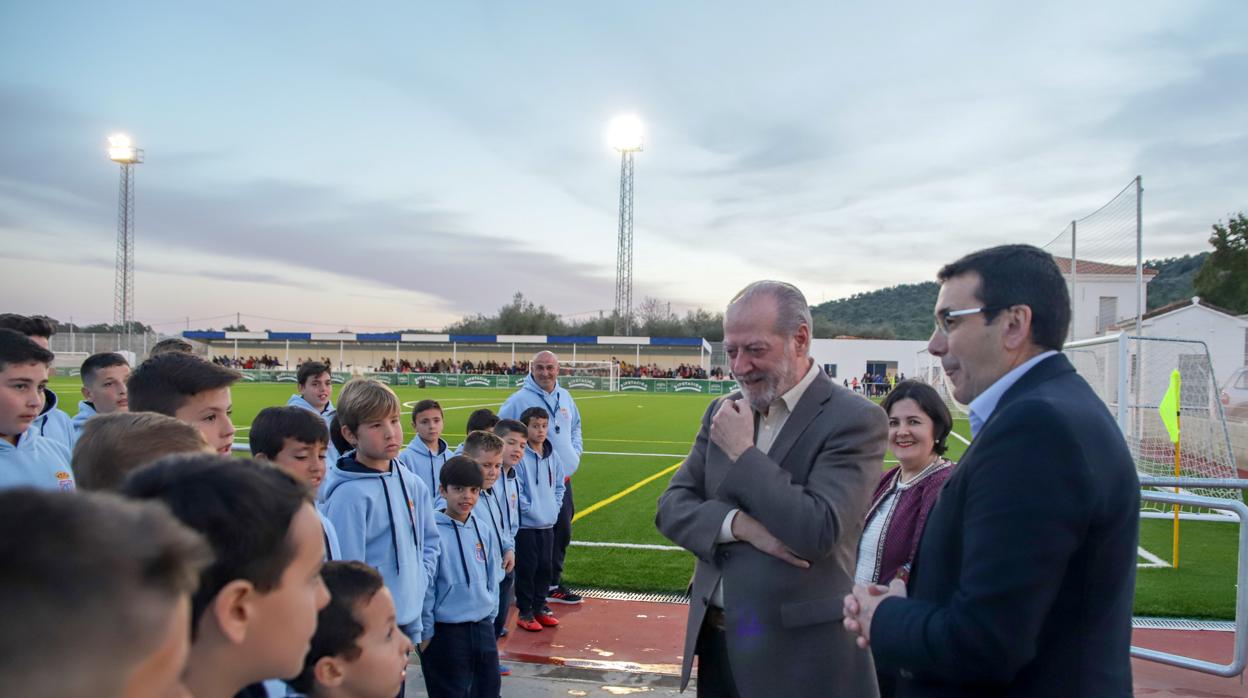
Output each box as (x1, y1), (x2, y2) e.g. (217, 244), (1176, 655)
(656, 372), (887, 697)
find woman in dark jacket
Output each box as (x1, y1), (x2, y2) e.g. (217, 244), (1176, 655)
(855, 380), (956, 587)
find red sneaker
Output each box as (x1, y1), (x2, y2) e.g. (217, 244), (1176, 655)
(535, 611), (560, 627)
(516, 615), (543, 632)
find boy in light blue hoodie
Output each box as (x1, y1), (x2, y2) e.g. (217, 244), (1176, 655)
(511, 406), (565, 632)
(250, 406), (342, 561)
(421, 456), (501, 698)
(71, 352), (131, 443)
(0, 329), (74, 492)
(397, 399), (451, 503)
(490, 419), (526, 639)
(0, 315), (74, 450)
(287, 361), (337, 467)
(322, 379), (439, 662)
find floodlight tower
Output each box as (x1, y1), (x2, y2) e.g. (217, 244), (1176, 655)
(608, 115), (643, 336)
(107, 134), (143, 340)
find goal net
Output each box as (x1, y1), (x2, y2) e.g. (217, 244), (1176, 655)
(560, 360), (619, 392)
(919, 336), (1241, 521)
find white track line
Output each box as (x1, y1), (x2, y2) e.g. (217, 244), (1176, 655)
(949, 431), (971, 445)
(571, 541), (684, 552)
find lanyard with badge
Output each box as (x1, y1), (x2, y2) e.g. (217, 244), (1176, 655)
(537, 386), (562, 435)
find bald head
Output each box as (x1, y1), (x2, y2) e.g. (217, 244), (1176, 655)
(530, 351), (560, 392)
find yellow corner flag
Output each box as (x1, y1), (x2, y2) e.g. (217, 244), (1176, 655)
(1158, 369), (1181, 444)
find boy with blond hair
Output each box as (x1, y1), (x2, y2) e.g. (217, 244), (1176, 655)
(322, 379), (440, 655)
(72, 412), (211, 491)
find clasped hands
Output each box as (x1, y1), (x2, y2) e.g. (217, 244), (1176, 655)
(842, 579), (907, 648)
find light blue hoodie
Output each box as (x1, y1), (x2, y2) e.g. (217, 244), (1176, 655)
(0, 431), (74, 492)
(286, 394), (337, 468)
(516, 440), (565, 530)
(499, 374), (584, 476)
(70, 400), (97, 446)
(32, 388), (74, 452)
(423, 510), (499, 634)
(493, 466), (521, 541)
(473, 486), (514, 581)
(321, 454), (440, 641)
(397, 437), (450, 505)
(317, 508), (343, 562)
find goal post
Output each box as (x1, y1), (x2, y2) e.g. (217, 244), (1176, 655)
(560, 360), (620, 392)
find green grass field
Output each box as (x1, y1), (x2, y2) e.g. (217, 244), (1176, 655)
(49, 376), (1241, 619)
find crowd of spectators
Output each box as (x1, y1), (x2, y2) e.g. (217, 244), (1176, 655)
(376, 358), (530, 375)
(617, 362), (711, 379)
(211, 354), (283, 369)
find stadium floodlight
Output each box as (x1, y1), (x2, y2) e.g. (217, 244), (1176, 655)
(608, 115), (643, 335)
(107, 133), (144, 343)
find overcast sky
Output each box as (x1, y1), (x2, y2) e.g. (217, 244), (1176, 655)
(2, 1), (1245, 332)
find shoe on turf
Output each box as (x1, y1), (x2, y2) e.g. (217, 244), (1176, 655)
(499, 665), (512, 676)
(516, 615), (542, 632)
(535, 610), (560, 627)
(546, 584), (583, 605)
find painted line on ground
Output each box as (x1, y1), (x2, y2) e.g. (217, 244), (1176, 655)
(573, 461), (682, 523)
(949, 431), (971, 446)
(571, 541), (684, 552)
(584, 450), (687, 458)
(1137, 545), (1173, 569)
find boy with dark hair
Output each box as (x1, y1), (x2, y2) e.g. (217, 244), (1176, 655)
(491, 419), (526, 638)
(119, 454), (331, 698)
(128, 352), (241, 454)
(289, 361), (338, 468)
(250, 406), (342, 560)
(0, 328), (73, 491)
(150, 336), (195, 355)
(463, 430), (515, 674)
(321, 379), (440, 657)
(421, 456), (502, 697)
(286, 561), (414, 698)
(398, 398), (450, 501)
(0, 487), (212, 698)
(453, 408), (499, 455)
(512, 406), (565, 632)
(72, 352), (131, 441)
(73, 411), (211, 490)
(0, 313), (73, 448)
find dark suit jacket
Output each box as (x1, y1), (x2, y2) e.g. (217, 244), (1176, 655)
(656, 371), (888, 697)
(871, 354), (1139, 697)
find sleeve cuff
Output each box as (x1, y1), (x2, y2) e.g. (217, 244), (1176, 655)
(717, 509), (740, 543)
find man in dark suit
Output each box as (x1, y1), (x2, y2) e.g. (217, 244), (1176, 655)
(657, 281), (888, 697)
(843, 245), (1139, 697)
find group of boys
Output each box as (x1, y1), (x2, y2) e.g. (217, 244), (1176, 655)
(0, 314), (579, 698)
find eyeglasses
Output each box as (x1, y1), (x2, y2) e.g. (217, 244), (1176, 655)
(934, 306), (1009, 335)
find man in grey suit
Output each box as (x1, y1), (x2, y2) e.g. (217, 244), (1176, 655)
(656, 281), (888, 697)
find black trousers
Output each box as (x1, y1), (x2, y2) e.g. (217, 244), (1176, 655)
(551, 478), (575, 586)
(494, 569), (515, 637)
(419, 619), (500, 698)
(514, 527), (553, 616)
(695, 610), (741, 698)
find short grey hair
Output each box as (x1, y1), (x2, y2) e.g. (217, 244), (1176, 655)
(728, 280), (813, 335)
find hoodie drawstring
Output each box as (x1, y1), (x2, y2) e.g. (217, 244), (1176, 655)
(394, 465), (420, 547)
(379, 477), (402, 572)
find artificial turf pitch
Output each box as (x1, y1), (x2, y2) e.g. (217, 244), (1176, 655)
(48, 377), (1240, 619)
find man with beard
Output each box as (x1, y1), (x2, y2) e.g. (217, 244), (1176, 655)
(656, 281), (887, 698)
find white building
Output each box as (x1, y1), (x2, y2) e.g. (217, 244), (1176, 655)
(1052, 257), (1158, 340)
(809, 338), (930, 384)
(1114, 297), (1248, 387)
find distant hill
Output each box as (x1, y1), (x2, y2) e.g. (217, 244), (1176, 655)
(1146, 252), (1208, 310)
(811, 253), (1208, 340)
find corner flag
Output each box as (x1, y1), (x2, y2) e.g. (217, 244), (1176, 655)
(1158, 369), (1181, 444)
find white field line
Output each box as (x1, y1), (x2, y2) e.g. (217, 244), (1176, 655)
(1137, 546), (1173, 569)
(571, 541), (684, 552)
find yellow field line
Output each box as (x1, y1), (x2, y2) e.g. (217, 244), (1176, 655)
(573, 461), (682, 523)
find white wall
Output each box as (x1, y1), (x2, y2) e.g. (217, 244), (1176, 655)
(1068, 275), (1147, 340)
(809, 339), (931, 382)
(1141, 303), (1248, 387)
